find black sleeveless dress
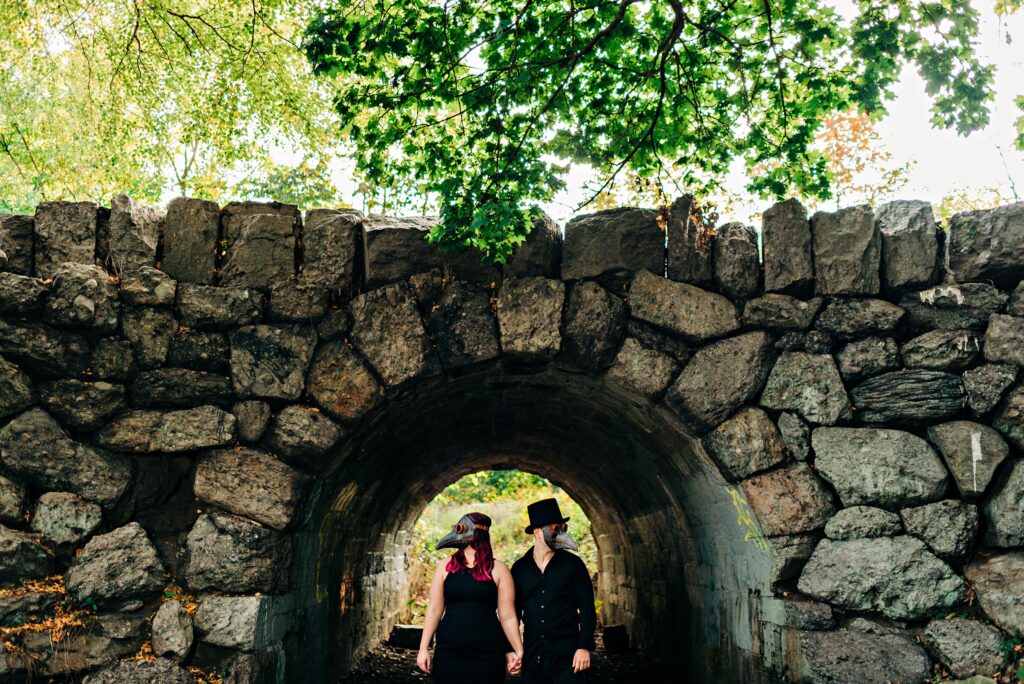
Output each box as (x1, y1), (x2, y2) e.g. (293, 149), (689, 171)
(433, 567), (507, 683)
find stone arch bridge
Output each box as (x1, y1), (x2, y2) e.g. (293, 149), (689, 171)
(0, 195), (1023, 683)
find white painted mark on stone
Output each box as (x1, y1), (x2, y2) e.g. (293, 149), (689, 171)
(970, 430), (983, 493)
(919, 285), (965, 306)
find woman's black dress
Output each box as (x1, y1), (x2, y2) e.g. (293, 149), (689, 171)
(432, 567), (506, 683)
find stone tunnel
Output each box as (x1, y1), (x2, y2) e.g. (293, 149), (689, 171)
(0, 195), (1023, 683)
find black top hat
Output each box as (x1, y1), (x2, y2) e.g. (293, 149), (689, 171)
(525, 498), (571, 534)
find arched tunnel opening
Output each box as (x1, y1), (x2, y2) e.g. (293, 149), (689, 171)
(287, 361), (777, 683)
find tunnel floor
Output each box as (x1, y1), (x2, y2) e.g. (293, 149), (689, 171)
(336, 634), (679, 683)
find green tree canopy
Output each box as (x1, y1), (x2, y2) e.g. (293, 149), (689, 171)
(305, 0), (1023, 262)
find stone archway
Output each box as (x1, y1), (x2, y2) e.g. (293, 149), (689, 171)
(0, 196), (1022, 683)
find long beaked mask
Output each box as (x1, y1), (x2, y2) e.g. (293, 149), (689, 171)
(436, 514), (488, 549)
(542, 522), (579, 552)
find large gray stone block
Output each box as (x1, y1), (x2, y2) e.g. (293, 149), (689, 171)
(984, 313), (1024, 366)
(106, 194), (161, 273)
(33, 201), (98, 278)
(0, 320), (90, 379)
(965, 552), (1024, 637)
(194, 448), (305, 530)
(426, 282), (500, 370)
(811, 205), (880, 295)
(983, 459), (1024, 548)
(629, 269), (739, 342)
(784, 628), (932, 684)
(219, 205), (300, 289)
(760, 352), (850, 425)
(497, 277), (565, 362)
(302, 208), (361, 294)
(0, 355), (33, 420)
(605, 338), (679, 399)
(762, 199), (813, 295)
(65, 523), (165, 605)
(44, 263), (120, 333)
(926, 421), (1009, 500)
(561, 281), (627, 370)
(504, 213), (562, 279)
(740, 463), (835, 536)
(185, 513), (291, 593)
(230, 325), (316, 400)
(702, 407), (788, 481)
(562, 208), (663, 283)
(900, 282), (1008, 334)
(712, 222), (760, 300)
(901, 329), (981, 371)
(901, 499), (978, 564)
(948, 201), (1024, 288)
(193, 594), (292, 651)
(350, 283), (440, 384)
(0, 524), (54, 582)
(667, 195), (713, 286)
(176, 283), (264, 329)
(923, 617), (1008, 680)
(851, 369), (966, 424)
(161, 197), (220, 284)
(306, 340), (384, 424)
(0, 214), (34, 275)
(96, 406), (236, 453)
(877, 200), (938, 293)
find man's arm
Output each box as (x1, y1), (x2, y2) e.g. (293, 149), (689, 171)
(574, 557), (597, 651)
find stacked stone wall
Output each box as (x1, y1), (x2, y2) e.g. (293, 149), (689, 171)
(0, 193), (1023, 682)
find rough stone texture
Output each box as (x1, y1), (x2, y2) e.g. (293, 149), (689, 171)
(0, 272), (47, 315)
(812, 427), (948, 508)
(984, 313), (1024, 366)
(97, 406), (235, 453)
(815, 298), (906, 340)
(194, 595), (292, 651)
(265, 278), (329, 323)
(176, 283), (264, 329)
(0, 214), (34, 275)
(265, 405), (344, 468)
(667, 195), (713, 286)
(823, 506), (902, 540)
(1011, 281), (1024, 317)
(811, 205), (880, 295)
(994, 384), (1024, 449)
(786, 628), (932, 684)
(219, 209), (299, 289)
(151, 600), (194, 662)
(629, 269), (739, 342)
(877, 200), (939, 294)
(767, 534), (818, 588)
(0, 355), (33, 419)
(497, 277), (566, 362)
(605, 338), (678, 399)
(760, 353), (850, 425)
(0, 590), (57, 627)
(306, 339), (384, 424)
(0, 473), (26, 525)
(554, 282), (626, 370)
(744, 294), (825, 332)
(900, 283), (1008, 333)
(350, 283), (440, 384)
(302, 208), (360, 293)
(31, 492), (102, 546)
(426, 282), (500, 370)
(119, 266), (176, 307)
(625, 319), (691, 362)
(83, 657), (194, 684)
(926, 421), (1009, 500)
(33, 201), (98, 278)
(665, 331), (773, 433)
(967, 553), (1024, 638)
(760, 597), (834, 631)
(91, 339), (136, 382)
(0, 320), (90, 379)
(777, 412), (810, 462)
(740, 464), (835, 537)
(106, 194), (161, 272)
(562, 208), (663, 282)
(0, 408), (131, 507)
(45, 263), (119, 333)
(948, 202), (1024, 288)
(901, 329), (981, 371)
(762, 199), (813, 295)
(131, 368), (233, 408)
(899, 499), (977, 565)
(713, 222), (761, 300)
(231, 400), (272, 443)
(797, 536), (964, 619)
(836, 336), (900, 383)
(983, 459), (1024, 548)
(505, 213), (562, 279)
(185, 513), (291, 593)
(167, 329), (229, 372)
(123, 307), (177, 368)
(0, 524), (54, 581)
(851, 369), (966, 424)
(65, 523), (165, 604)
(194, 449), (305, 530)
(162, 197), (220, 284)
(923, 618), (1008, 680)
(702, 407), (788, 481)
(964, 364), (1018, 417)
(230, 325), (316, 400)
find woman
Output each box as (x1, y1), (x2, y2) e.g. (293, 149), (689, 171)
(417, 512), (524, 682)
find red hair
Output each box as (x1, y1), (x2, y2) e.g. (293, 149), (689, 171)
(445, 512), (495, 581)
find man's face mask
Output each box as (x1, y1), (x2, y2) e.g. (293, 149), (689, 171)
(542, 522), (578, 551)
(436, 514), (487, 549)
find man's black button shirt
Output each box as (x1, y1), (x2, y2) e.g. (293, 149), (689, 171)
(511, 548), (597, 657)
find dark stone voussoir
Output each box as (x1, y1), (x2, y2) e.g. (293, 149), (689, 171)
(815, 298), (906, 340)
(562, 208), (663, 284)
(605, 337), (679, 399)
(267, 277), (329, 323)
(65, 522), (165, 605)
(561, 281), (627, 370)
(123, 306), (177, 369)
(740, 463), (835, 537)
(0, 408), (132, 507)
(984, 313), (1024, 366)
(185, 512), (292, 594)
(836, 336), (900, 383)
(963, 363), (1017, 417)
(96, 405), (235, 453)
(702, 407), (788, 481)
(131, 368), (233, 408)
(0, 473), (27, 525)
(629, 269), (739, 342)
(426, 281), (500, 370)
(504, 213), (562, 280)
(306, 339), (384, 424)
(265, 405), (344, 468)
(193, 448), (306, 530)
(665, 331), (773, 434)
(38, 379), (126, 431)
(0, 355), (33, 419)
(759, 352), (850, 425)
(302, 208), (361, 294)
(742, 294), (822, 331)
(350, 282), (440, 384)
(167, 329), (229, 372)
(0, 319), (90, 379)
(0, 524), (54, 582)
(497, 277), (566, 363)
(230, 324), (316, 400)
(231, 400), (272, 444)
(219, 201), (300, 289)
(851, 369), (966, 425)
(176, 283), (264, 330)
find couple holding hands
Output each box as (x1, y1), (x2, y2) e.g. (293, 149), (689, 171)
(417, 498), (597, 683)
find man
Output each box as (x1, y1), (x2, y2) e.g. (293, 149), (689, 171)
(511, 498), (597, 683)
